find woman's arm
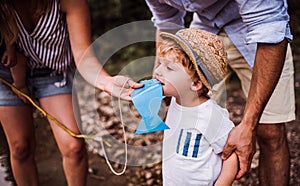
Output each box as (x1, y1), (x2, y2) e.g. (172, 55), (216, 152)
(61, 0), (142, 100)
(2, 43), (17, 67)
(10, 50), (30, 103)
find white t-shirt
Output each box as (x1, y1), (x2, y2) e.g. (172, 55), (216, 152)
(163, 98), (234, 186)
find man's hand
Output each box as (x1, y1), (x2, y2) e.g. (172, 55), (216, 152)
(222, 122), (256, 179)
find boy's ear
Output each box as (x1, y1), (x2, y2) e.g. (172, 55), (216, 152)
(191, 80), (203, 91)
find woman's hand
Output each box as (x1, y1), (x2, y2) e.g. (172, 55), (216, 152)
(12, 83), (30, 104)
(61, 0), (144, 101)
(1, 48), (17, 67)
(102, 75), (144, 101)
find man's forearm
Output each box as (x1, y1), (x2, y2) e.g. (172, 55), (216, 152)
(242, 39), (288, 129)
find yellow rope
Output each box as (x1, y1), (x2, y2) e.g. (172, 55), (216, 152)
(0, 75), (134, 176)
(0, 76), (110, 146)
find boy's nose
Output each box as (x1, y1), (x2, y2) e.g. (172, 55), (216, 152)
(153, 67), (161, 78)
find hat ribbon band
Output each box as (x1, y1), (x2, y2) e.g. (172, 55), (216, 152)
(176, 34), (217, 87)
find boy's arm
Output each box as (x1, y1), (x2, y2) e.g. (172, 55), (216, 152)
(214, 152), (238, 186)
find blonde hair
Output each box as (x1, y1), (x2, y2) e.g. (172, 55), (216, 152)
(0, 0), (52, 45)
(158, 39), (209, 96)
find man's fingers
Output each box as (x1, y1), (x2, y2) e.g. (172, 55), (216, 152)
(235, 159), (248, 179)
(235, 149), (252, 179)
(222, 143), (235, 160)
(236, 169), (247, 179)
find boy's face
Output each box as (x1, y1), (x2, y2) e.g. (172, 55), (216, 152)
(154, 56), (193, 98)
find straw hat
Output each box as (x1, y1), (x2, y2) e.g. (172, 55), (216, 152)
(160, 28), (228, 90)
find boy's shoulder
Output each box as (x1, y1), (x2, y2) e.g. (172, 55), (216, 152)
(205, 99), (230, 115)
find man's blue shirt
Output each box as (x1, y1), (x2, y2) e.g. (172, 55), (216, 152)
(145, 0), (293, 67)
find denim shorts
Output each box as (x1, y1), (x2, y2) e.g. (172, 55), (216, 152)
(0, 65), (73, 106)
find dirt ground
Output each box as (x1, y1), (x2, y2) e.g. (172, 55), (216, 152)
(33, 116), (129, 186)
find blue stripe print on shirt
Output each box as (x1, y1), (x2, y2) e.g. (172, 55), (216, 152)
(183, 132), (192, 156)
(176, 129), (183, 153)
(192, 133), (202, 158)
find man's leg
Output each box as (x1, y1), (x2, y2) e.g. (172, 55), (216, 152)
(256, 124), (290, 186)
(217, 31), (295, 185)
(254, 44), (294, 185)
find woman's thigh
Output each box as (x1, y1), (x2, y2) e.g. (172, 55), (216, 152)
(0, 106), (34, 147)
(39, 93), (84, 154)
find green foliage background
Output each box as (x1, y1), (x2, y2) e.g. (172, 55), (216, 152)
(87, 0), (154, 75)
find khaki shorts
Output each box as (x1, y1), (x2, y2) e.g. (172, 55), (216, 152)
(212, 31), (295, 124)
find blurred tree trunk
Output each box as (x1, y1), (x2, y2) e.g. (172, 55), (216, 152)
(288, 0), (300, 55)
(288, 0), (299, 13)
